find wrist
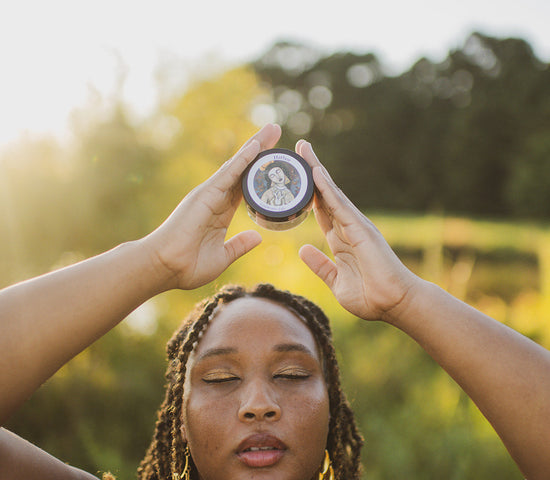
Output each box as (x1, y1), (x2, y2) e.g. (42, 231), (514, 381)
(132, 235), (181, 294)
(380, 276), (434, 329)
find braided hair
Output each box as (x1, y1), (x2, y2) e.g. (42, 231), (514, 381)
(137, 284), (363, 480)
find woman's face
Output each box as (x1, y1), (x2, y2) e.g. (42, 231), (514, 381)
(181, 297), (330, 480)
(268, 167), (286, 185)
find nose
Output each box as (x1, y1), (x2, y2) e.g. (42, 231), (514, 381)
(238, 379), (281, 422)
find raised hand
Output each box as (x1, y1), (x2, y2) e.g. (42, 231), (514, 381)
(296, 140), (419, 323)
(143, 123), (281, 290)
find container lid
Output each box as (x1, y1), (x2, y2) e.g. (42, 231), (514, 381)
(242, 148), (314, 220)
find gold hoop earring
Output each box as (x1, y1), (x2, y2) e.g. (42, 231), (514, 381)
(318, 449), (335, 480)
(172, 444), (191, 480)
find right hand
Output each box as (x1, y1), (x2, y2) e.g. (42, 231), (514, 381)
(296, 140), (421, 323)
(142, 124), (281, 291)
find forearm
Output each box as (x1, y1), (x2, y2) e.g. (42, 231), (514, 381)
(0, 428), (98, 480)
(388, 280), (550, 479)
(0, 238), (173, 423)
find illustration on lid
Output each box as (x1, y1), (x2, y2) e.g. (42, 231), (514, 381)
(242, 148), (314, 230)
(246, 151), (309, 214)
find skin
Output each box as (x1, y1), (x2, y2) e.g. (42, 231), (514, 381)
(181, 297), (329, 480)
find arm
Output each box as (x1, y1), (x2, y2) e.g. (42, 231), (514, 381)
(296, 140), (550, 480)
(0, 428), (98, 479)
(0, 123), (281, 424)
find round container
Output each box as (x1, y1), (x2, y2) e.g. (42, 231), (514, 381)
(241, 148), (314, 231)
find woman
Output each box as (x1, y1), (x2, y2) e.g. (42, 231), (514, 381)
(137, 283), (362, 480)
(1, 124), (550, 479)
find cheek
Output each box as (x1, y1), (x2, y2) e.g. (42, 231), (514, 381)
(184, 391), (233, 450)
(285, 385), (331, 479)
(292, 385), (330, 436)
(182, 394), (231, 480)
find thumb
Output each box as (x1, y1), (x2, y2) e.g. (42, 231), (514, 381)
(224, 230), (263, 265)
(299, 245), (338, 289)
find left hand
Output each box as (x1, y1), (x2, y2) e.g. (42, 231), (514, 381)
(296, 140), (420, 323)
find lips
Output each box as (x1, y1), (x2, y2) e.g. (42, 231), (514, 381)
(236, 433), (287, 468)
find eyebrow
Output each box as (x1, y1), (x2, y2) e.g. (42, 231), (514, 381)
(273, 343), (317, 357)
(196, 343), (316, 362)
(197, 347), (238, 362)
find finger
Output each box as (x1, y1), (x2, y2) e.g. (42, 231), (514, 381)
(236, 123), (281, 158)
(254, 122), (282, 150)
(207, 139), (261, 194)
(311, 191), (334, 235)
(311, 160), (364, 228)
(295, 139), (308, 158)
(295, 140), (335, 235)
(299, 244), (338, 290)
(296, 140), (324, 170)
(296, 140), (350, 235)
(297, 140), (355, 217)
(224, 230), (263, 265)
(212, 124), (282, 191)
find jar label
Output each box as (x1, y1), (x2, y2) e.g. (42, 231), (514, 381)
(246, 152), (309, 213)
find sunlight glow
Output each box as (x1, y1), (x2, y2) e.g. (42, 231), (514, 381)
(1, 0), (550, 146)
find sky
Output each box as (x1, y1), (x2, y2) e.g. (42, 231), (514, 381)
(1, 0), (550, 147)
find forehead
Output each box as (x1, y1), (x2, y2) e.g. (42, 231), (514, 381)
(193, 297), (319, 359)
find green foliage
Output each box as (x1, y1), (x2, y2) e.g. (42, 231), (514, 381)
(71, 107), (163, 252)
(506, 132), (550, 216)
(253, 32), (550, 219)
(0, 137), (81, 284)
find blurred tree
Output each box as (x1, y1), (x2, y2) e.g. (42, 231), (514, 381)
(70, 105), (162, 253)
(252, 33), (550, 219)
(506, 131), (550, 216)
(152, 66), (266, 220)
(0, 136), (81, 284)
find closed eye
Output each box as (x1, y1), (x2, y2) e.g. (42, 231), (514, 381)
(274, 368), (311, 380)
(202, 374), (239, 384)
(275, 374), (310, 380)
